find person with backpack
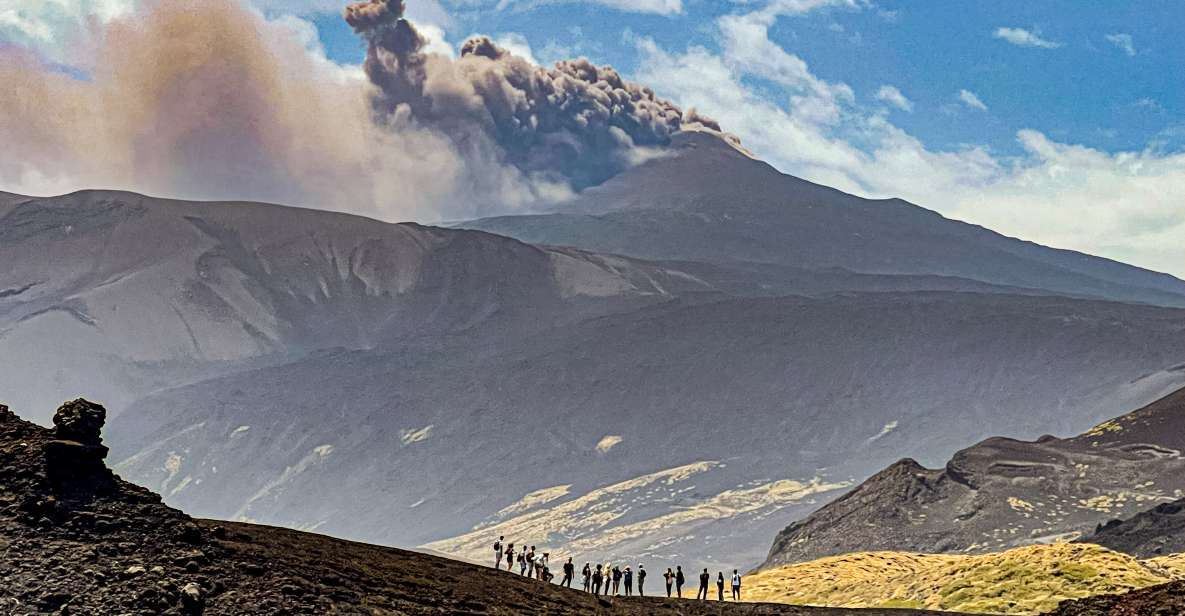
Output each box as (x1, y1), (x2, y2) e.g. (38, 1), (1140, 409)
(537, 552), (549, 581)
(592, 564), (604, 595)
(697, 568), (710, 600)
(675, 566), (685, 598)
(582, 563), (592, 592)
(731, 569), (742, 601)
(716, 571), (725, 601)
(518, 550), (527, 575)
(504, 543), (515, 572)
(623, 566), (633, 596)
(637, 564), (646, 596)
(493, 536), (504, 569)
(663, 568), (674, 597)
(612, 565), (622, 595)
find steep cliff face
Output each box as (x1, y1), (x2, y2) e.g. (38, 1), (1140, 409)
(762, 387), (1185, 568)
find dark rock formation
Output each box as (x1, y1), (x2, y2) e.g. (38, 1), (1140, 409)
(762, 386), (1185, 567)
(1046, 580), (1185, 616)
(1081, 498), (1185, 557)
(45, 399), (115, 496)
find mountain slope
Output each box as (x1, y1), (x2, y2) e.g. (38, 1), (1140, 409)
(0, 190), (711, 423)
(107, 292), (1185, 571)
(462, 132), (1185, 307)
(0, 398), (960, 616)
(762, 386), (1185, 568)
(1081, 497), (1185, 558)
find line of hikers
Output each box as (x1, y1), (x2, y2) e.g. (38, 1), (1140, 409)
(492, 536), (742, 601)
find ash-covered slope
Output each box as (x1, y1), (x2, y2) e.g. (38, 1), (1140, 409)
(107, 292), (1185, 572)
(0, 398), (958, 616)
(0, 190), (710, 423)
(762, 387), (1185, 568)
(462, 133), (1185, 307)
(1083, 498), (1185, 558)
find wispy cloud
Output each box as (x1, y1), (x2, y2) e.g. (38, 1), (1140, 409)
(875, 85), (913, 112)
(958, 89), (988, 111)
(1105, 33), (1136, 57)
(992, 26), (1061, 49)
(495, 0), (683, 15)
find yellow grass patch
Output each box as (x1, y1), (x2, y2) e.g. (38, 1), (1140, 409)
(746, 543), (1182, 615)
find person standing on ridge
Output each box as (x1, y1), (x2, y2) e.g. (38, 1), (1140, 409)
(731, 569), (742, 601)
(518, 550), (528, 576)
(504, 543), (515, 572)
(664, 568), (674, 597)
(697, 568), (710, 600)
(582, 563), (592, 592)
(494, 535), (504, 569)
(526, 546), (536, 578)
(675, 566), (685, 598)
(623, 566), (633, 596)
(638, 564), (647, 596)
(612, 564), (622, 595)
(562, 557), (575, 588)
(593, 564), (604, 595)
(716, 571), (725, 601)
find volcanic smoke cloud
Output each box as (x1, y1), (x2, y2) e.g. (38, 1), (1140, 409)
(0, 0), (731, 221)
(345, 0), (723, 190)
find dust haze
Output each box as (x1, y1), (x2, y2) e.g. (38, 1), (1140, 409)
(0, 0), (729, 222)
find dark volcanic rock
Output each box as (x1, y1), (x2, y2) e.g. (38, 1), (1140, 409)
(1046, 580), (1185, 616)
(1081, 497), (1185, 557)
(762, 387), (1185, 567)
(53, 399), (107, 445)
(0, 398), (963, 615)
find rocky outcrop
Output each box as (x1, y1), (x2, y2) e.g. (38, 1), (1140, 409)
(762, 387), (1185, 568)
(45, 399), (115, 495)
(1082, 498), (1185, 557)
(1047, 580), (1185, 616)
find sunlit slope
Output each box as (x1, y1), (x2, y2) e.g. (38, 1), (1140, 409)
(746, 544), (1185, 615)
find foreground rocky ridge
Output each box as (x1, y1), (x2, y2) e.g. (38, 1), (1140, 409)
(1046, 580), (1185, 616)
(763, 387), (1185, 567)
(1, 398), (962, 615)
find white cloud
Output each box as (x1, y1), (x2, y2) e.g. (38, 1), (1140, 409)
(957, 89), (988, 111)
(1105, 33), (1136, 57)
(495, 0), (683, 15)
(992, 26), (1061, 49)
(632, 12), (1185, 278)
(875, 85), (913, 112)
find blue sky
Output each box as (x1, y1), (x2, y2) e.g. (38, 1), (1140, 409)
(1, 0), (1183, 276)
(306, 0), (1183, 157)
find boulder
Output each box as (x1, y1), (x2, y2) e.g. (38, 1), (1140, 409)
(52, 399), (107, 446)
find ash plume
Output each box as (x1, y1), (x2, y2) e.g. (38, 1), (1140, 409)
(344, 0), (726, 190)
(0, 0), (735, 221)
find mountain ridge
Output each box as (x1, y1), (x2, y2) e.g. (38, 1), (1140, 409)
(762, 386), (1185, 568)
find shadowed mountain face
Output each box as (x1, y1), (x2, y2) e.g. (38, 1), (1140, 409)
(762, 387), (1185, 569)
(461, 133), (1185, 308)
(0, 189), (711, 423)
